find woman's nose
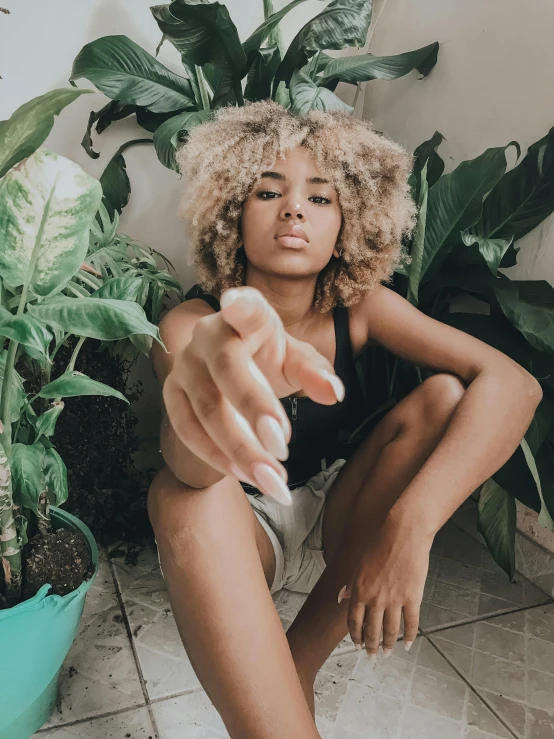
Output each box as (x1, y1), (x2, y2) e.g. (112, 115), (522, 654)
(280, 197), (304, 219)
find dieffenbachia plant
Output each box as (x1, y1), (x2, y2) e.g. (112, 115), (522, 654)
(0, 91), (166, 607)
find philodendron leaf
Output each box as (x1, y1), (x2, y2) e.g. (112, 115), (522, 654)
(461, 232), (514, 277)
(421, 142), (520, 283)
(242, 0), (310, 62)
(0, 88), (94, 178)
(0, 308), (53, 360)
(36, 370), (129, 404)
(495, 280), (554, 354)
(316, 42), (439, 87)
(0, 148), (102, 298)
(27, 296), (167, 349)
(472, 126), (554, 242)
(153, 110), (212, 171)
(274, 0), (373, 91)
(151, 2), (247, 107)
(477, 478), (516, 580)
(520, 436), (554, 530)
(99, 152), (131, 217)
(406, 161), (428, 306)
(71, 35), (196, 113)
(289, 69), (353, 116)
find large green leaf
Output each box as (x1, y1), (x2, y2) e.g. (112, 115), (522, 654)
(27, 296), (167, 349)
(0, 148), (102, 298)
(460, 232), (513, 277)
(0, 88), (93, 178)
(153, 110), (212, 171)
(471, 127), (554, 242)
(71, 35), (196, 113)
(244, 45), (282, 103)
(289, 69), (353, 115)
(443, 313), (554, 390)
(10, 443), (44, 513)
(99, 152), (131, 217)
(91, 275), (144, 301)
(408, 131), (445, 202)
(406, 161), (428, 306)
(273, 0), (373, 91)
(43, 447), (68, 506)
(0, 308), (53, 360)
(34, 403), (64, 440)
(477, 478), (516, 579)
(536, 438), (554, 520)
(36, 370), (129, 404)
(151, 2), (247, 107)
(495, 280), (554, 354)
(316, 42), (438, 87)
(242, 0), (310, 63)
(520, 437), (554, 530)
(421, 142), (519, 284)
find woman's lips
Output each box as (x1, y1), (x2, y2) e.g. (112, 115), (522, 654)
(276, 235), (308, 248)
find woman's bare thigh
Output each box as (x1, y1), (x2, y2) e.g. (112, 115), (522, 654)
(150, 465), (277, 590)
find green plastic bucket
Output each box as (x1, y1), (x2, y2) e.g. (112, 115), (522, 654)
(0, 507), (99, 739)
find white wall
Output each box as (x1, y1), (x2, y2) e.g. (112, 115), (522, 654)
(363, 0), (554, 283)
(2, 0), (552, 443)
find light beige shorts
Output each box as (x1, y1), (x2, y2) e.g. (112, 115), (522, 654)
(156, 457), (347, 595)
(248, 457), (347, 595)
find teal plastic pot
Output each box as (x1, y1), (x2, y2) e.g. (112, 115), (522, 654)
(0, 507), (98, 739)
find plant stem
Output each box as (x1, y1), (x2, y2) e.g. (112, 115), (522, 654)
(194, 65), (211, 111)
(0, 438), (21, 606)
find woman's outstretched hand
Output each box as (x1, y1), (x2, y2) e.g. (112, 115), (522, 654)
(163, 286), (345, 505)
(337, 514), (433, 658)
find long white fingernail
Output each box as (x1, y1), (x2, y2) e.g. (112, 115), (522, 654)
(257, 415), (288, 460)
(252, 463), (292, 506)
(337, 585), (349, 604)
(404, 641), (413, 652)
(317, 369), (345, 402)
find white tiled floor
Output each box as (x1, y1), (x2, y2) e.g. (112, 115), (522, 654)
(34, 514), (553, 739)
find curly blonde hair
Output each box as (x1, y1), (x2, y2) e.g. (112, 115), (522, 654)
(176, 99), (416, 314)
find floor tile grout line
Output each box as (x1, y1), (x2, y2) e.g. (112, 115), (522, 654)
(37, 703), (149, 734)
(421, 596), (554, 637)
(107, 551), (161, 739)
(149, 687), (207, 705)
(423, 634), (522, 739)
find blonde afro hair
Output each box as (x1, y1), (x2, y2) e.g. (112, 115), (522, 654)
(176, 99), (417, 314)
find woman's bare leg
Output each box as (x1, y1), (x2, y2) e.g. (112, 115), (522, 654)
(287, 375), (467, 716)
(148, 466), (321, 739)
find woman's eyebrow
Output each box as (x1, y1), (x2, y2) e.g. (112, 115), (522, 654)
(260, 171), (330, 185)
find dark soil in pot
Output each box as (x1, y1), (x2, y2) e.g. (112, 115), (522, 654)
(22, 528), (93, 600)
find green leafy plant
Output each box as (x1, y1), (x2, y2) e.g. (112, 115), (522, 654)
(344, 128), (554, 579)
(0, 90), (168, 607)
(69, 0), (439, 212)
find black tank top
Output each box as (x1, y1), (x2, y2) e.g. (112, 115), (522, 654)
(185, 284), (366, 497)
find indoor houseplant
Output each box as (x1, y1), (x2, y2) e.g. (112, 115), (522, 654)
(68, 0), (439, 207)
(0, 89), (166, 738)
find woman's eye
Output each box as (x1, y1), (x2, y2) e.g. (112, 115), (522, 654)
(258, 191), (330, 205)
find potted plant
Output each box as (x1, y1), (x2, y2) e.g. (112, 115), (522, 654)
(68, 0), (439, 202)
(0, 89), (166, 739)
(340, 128), (554, 579)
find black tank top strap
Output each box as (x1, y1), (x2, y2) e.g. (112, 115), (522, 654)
(332, 305), (354, 377)
(185, 284), (221, 313)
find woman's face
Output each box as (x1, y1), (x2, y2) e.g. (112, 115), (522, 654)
(239, 146), (343, 276)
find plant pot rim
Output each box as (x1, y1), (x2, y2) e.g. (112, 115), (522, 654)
(0, 506), (99, 620)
